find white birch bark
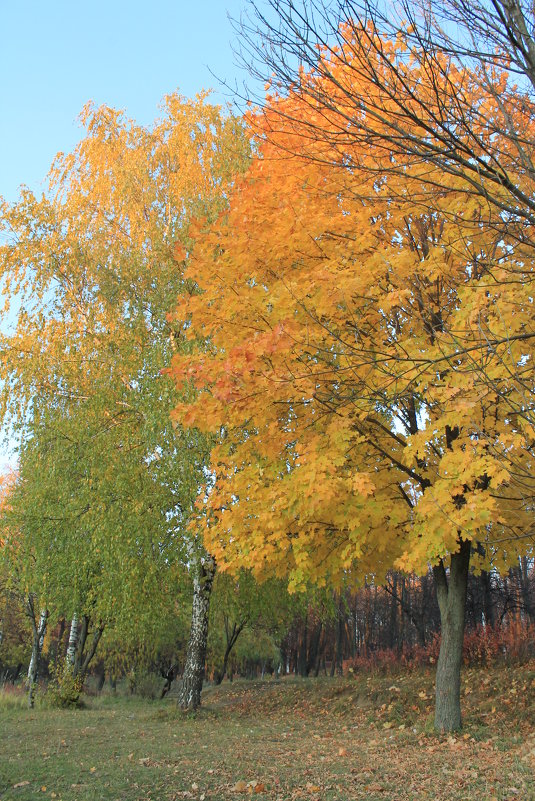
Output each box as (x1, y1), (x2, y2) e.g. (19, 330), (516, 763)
(66, 613), (79, 669)
(178, 553), (216, 710)
(27, 606), (48, 708)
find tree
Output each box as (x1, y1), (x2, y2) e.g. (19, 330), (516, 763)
(168, 56), (534, 730)
(0, 93), (249, 709)
(234, 0), (535, 492)
(207, 571), (292, 683)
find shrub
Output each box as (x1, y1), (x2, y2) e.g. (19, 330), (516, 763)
(347, 620), (535, 675)
(47, 660), (84, 708)
(127, 669), (163, 700)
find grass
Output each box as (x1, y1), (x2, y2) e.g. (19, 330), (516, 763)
(1, 662), (534, 801)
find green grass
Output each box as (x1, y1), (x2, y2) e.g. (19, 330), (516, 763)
(1, 663), (534, 800)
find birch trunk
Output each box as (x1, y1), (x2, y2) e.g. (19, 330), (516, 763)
(26, 600), (48, 708)
(66, 613), (79, 670)
(178, 554), (216, 710)
(433, 539), (471, 732)
(73, 615), (89, 678)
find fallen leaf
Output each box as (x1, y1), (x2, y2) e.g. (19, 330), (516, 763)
(232, 780), (248, 793)
(13, 781), (30, 788)
(338, 747), (348, 756)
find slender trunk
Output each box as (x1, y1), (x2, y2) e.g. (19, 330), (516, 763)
(26, 600), (48, 708)
(519, 557), (535, 620)
(215, 618), (247, 685)
(314, 629), (326, 676)
(388, 573), (399, 649)
(335, 597), (344, 676)
(433, 539), (471, 732)
(97, 665), (106, 692)
(178, 554), (216, 710)
(307, 622), (323, 675)
(66, 613), (79, 669)
(73, 615), (89, 677)
(77, 623), (104, 684)
(298, 615), (308, 677)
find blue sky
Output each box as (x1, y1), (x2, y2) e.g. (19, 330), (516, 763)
(0, 0), (253, 204)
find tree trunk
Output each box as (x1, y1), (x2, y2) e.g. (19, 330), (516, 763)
(66, 613), (79, 669)
(77, 622), (104, 684)
(178, 554), (216, 710)
(335, 597), (344, 676)
(433, 539), (471, 732)
(388, 573), (399, 649)
(307, 622), (323, 675)
(298, 615), (308, 677)
(73, 615), (89, 677)
(26, 600), (48, 708)
(215, 618), (247, 685)
(518, 556), (534, 620)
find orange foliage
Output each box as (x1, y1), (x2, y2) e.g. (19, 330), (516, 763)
(168, 27), (534, 589)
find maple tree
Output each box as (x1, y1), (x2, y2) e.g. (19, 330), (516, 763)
(168, 23), (534, 730)
(235, 0), (535, 470)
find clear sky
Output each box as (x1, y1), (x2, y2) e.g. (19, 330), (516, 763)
(0, 0), (253, 204)
(0, 0), (258, 469)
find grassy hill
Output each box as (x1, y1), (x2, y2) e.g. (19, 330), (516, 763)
(1, 663), (534, 800)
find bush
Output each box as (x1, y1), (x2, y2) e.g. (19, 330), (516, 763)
(47, 660), (84, 708)
(127, 669), (163, 700)
(0, 684), (26, 709)
(347, 620), (535, 675)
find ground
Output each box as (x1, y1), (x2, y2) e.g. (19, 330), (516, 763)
(1, 663), (534, 800)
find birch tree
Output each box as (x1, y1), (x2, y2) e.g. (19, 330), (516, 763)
(0, 93), (249, 708)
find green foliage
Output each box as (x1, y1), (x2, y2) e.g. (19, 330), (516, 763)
(127, 670), (164, 700)
(207, 571), (293, 679)
(0, 94), (250, 673)
(47, 659), (84, 709)
(0, 584), (31, 675)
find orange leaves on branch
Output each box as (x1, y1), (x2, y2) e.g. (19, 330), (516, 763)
(168, 25), (535, 588)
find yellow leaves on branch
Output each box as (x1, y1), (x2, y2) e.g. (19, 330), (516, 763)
(167, 30), (535, 587)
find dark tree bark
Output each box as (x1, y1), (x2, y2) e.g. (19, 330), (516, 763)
(214, 616), (247, 685)
(178, 554), (216, 710)
(518, 557), (535, 620)
(298, 614), (308, 677)
(388, 573), (399, 649)
(306, 621), (323, 675)
(433, 539), (471, 732)
(76, 621), (104, 684)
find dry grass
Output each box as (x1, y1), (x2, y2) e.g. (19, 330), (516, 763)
(1, 662), (534, 800)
